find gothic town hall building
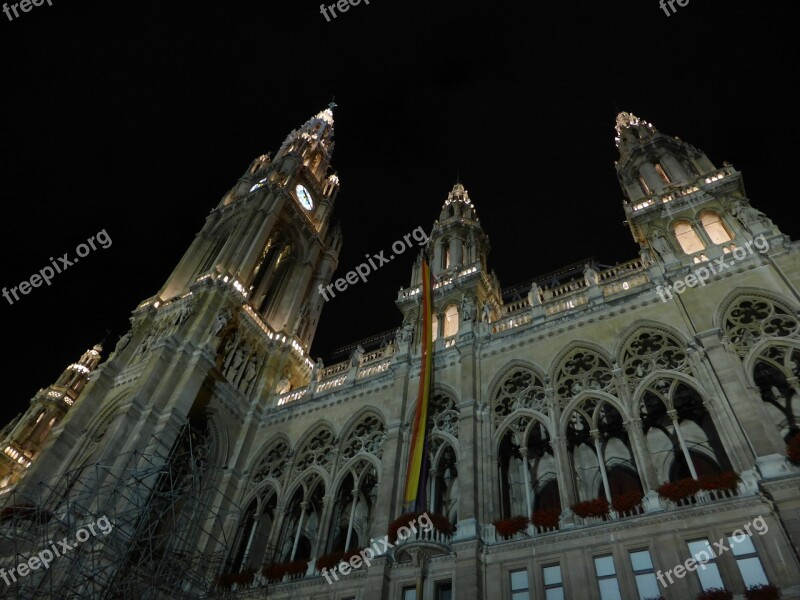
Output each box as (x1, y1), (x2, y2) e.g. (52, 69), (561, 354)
(1, 109), (800, 600)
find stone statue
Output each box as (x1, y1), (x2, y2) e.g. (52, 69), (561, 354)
(115, 332), (132, 353)
(292, 302), (308, 335)
(528, 282), (541, 306)
(311, 358), (324, 381)
(481, 302), (492, 323)
(732, 201), (772, 226)
(211, 308), (231, 336)
(176, 303), (193, 325)
(651, 233), (672, 259)
(460, 294), (476, 321)
(229, 348), (245, 376)
(276, 369), (292, 395)
(351, 345), (365, 368)
(240, 358), (257, 392)
(583, 264), (599, 286)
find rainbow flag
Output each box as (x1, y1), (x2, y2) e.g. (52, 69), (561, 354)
(403, 259), (433, 513)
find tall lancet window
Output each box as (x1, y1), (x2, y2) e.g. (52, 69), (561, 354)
(249, 232), (296, 319)
(443, 305), (459, 338)
(673, 222), (705, 255)
(654, 162), (671, 184)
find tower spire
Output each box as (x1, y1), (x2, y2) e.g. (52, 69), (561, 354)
(0, 345), (103, 490)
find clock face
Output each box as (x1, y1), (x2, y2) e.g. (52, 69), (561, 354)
(296, 184), (314, 210)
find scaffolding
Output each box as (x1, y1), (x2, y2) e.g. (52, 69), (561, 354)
(0, 419), (243, 599)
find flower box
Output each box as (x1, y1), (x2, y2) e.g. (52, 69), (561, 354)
(657, 478), (702, 502)
(611, 490), (644, 514)
(745, 583), (781, 600)
(492, 515), (529, 537)
(697, 588), (733, 600)
(262, 560), (307, 581)
(698, 472), (740, 492)
(387, 511), (454, 544)
(571, 497), (610, 519)
(315, 548), (364, 572)
(531, 509), (561, 529)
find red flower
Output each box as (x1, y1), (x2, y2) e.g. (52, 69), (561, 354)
(571, 497), (610, 519)
(698, 472), (741, 492)
(697, 588), (733, 600)
(315, 548), (364, 572)
(745, 583), (782, 600)
(262, 560), (307, 581)
(531, 509), (561, 529)
(492, 515), (529, 537)
(387, 512), (454, 543)
(611, 490), (644, 514)
(657, 478), (701, 502)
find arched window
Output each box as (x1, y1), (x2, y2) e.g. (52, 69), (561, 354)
(443, 305), (459, 338)
(673, 222), (705, 255)
(701, 212), (732, 244)
(443, 244), (451, 270)
(654, 162), (671, 184)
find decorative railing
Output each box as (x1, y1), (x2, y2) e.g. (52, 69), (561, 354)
(316, 375), (346, 393)
(319, 361), (349, 380)
(357, 360), (391, 379)
(491, 258), (652, 335)
(277, 389), (307, 406)
(395, 523), (453, 547)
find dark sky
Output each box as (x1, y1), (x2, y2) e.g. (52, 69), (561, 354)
(1, 1), (797, 419)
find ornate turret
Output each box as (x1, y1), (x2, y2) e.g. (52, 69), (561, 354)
(0, 344), (103, 490)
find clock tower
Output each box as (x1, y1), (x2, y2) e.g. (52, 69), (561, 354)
(158, 104), (342, 351)
(14, 106), (343, 514)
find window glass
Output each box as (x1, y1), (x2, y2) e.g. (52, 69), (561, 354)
(674, 222), (706, 254)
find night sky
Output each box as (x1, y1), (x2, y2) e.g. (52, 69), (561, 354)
(1, 1), (797, 419)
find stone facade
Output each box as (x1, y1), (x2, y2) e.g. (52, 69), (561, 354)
(1, 109), (800, 600)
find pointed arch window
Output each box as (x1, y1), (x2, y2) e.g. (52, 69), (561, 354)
(654, 162), (671, 184)
(701, 212), (732, 245)
(673, 222), (705, 255)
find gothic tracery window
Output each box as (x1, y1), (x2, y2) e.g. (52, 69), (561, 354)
(293, 426), (337, 475)
(722, 296), (799, 357)
(620, 329), (692, 390)
(252, 438), (291, 485)
(554, 349), (615, 407)
(492, 367), (547, 428)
